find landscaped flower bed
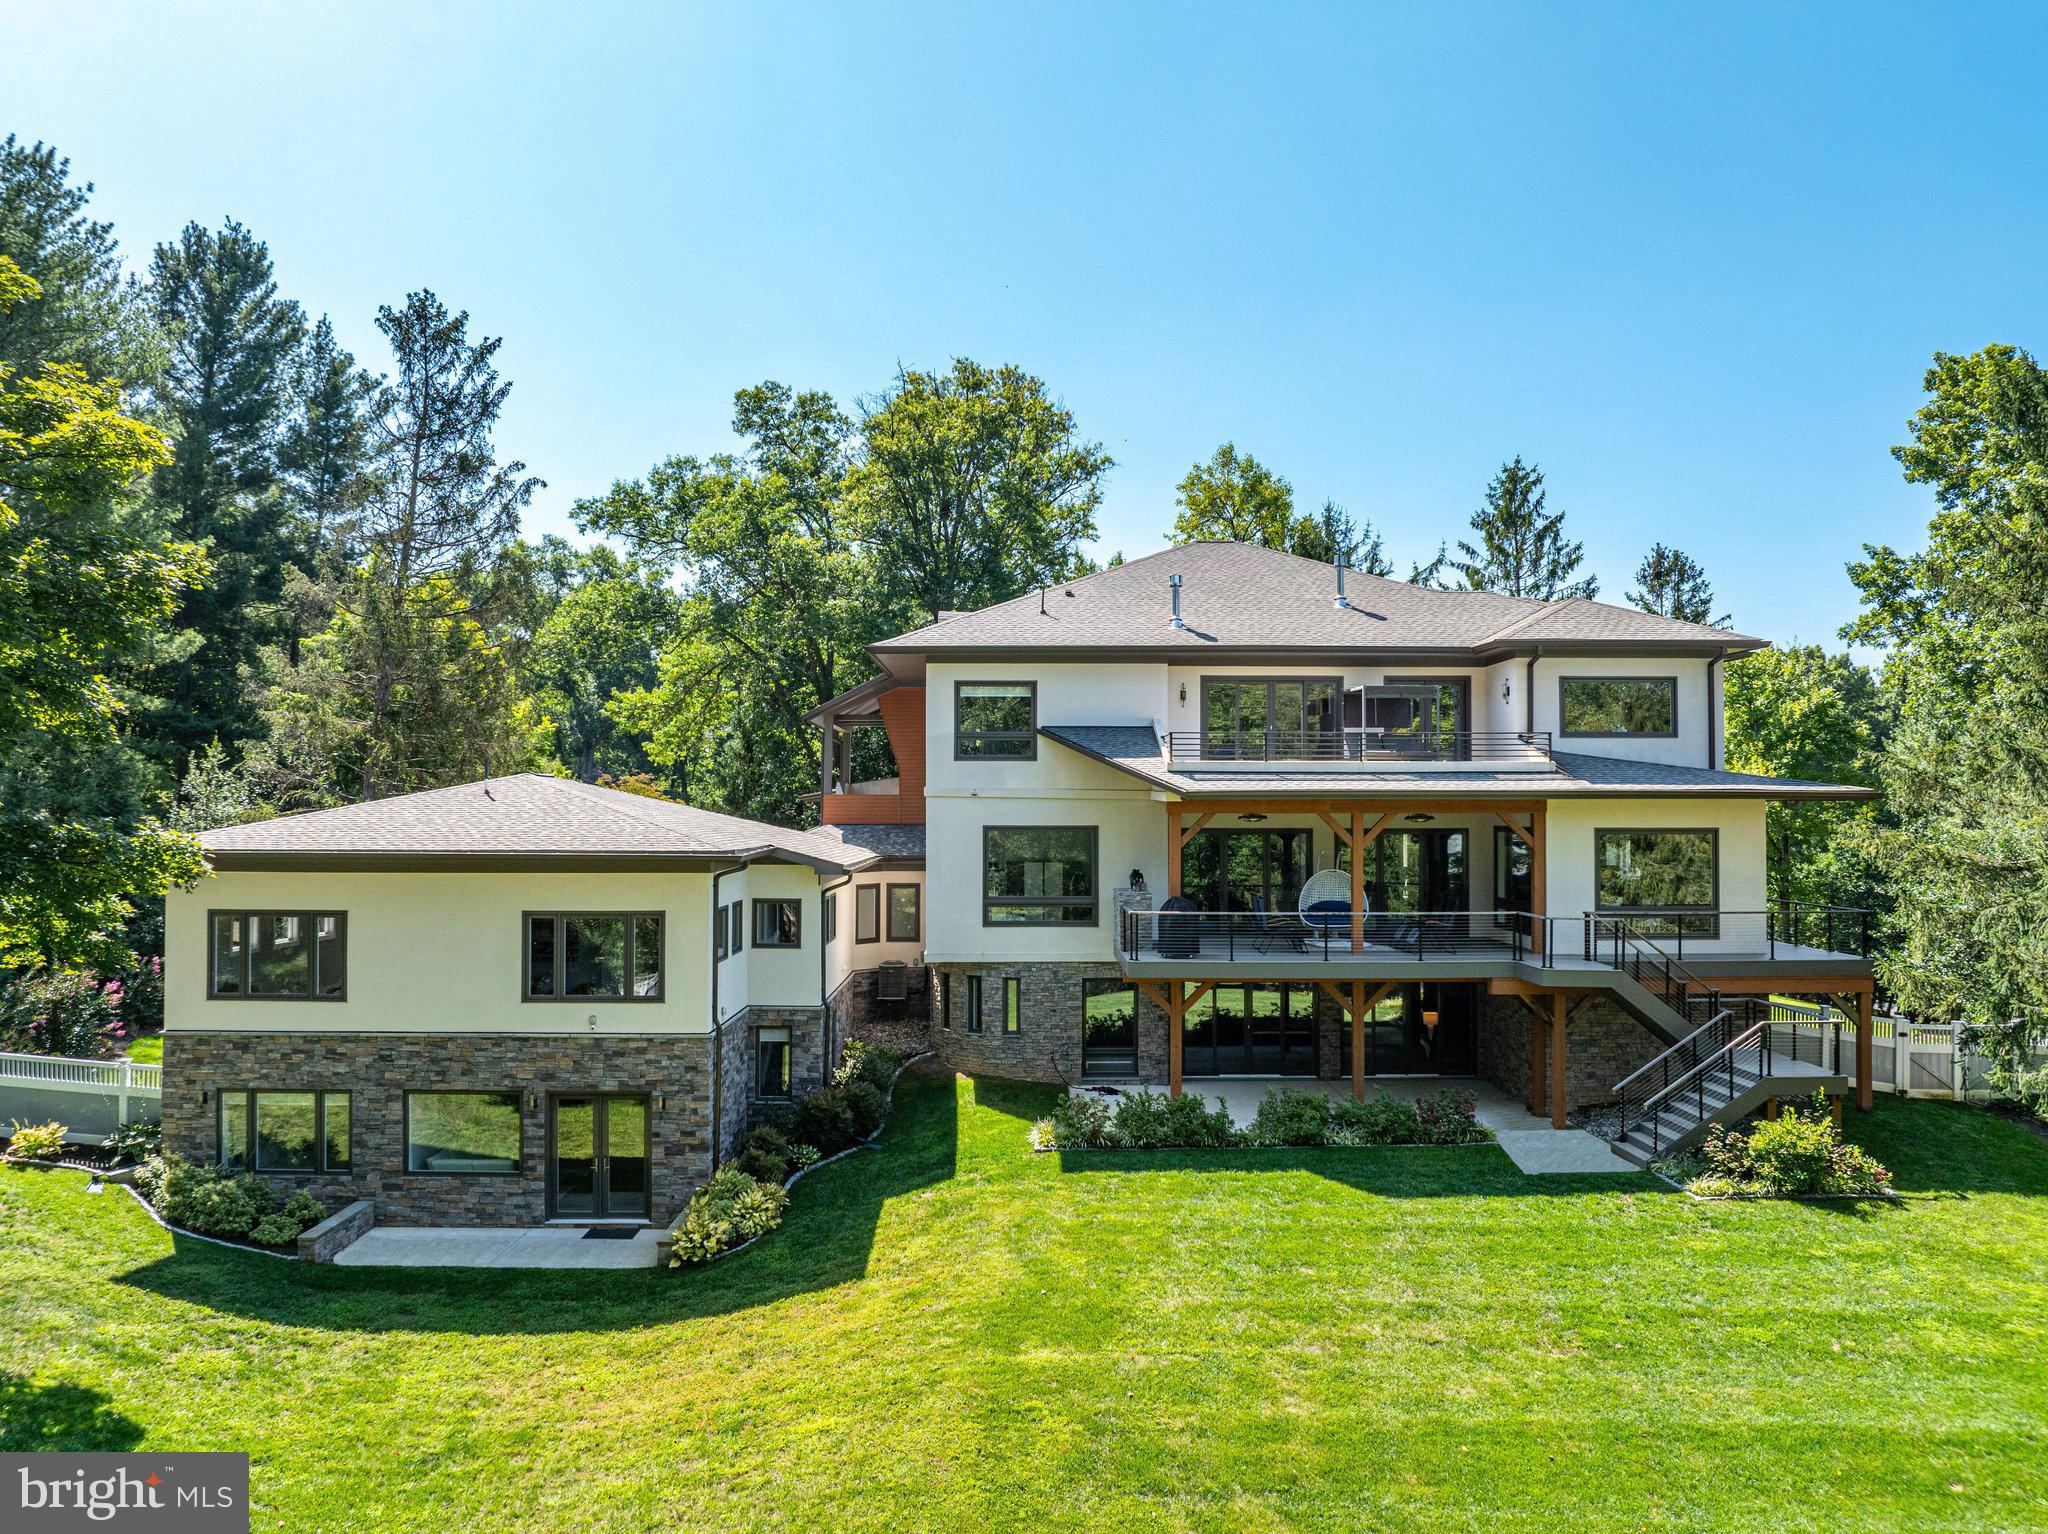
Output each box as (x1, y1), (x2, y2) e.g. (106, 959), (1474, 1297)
(132, 1154), (331, 1250)
(1655, 1094), (1892, 1199)
(1032, 1085), (1494, 1152)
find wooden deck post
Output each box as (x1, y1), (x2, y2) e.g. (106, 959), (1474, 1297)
(1763, 1097), (1781, 1121)
(1550, 991), (1568, 1129)
(1529, 803), (1547, 956)
(1351, 980), (1365, 1101)
(1350, 808), (1365, 953)
(1166, 805), (1182, 900)
(1854, 988), (1874, 1112)
(1167, 981), (1184, 1099)
(1528, 1011), (1547, 1117)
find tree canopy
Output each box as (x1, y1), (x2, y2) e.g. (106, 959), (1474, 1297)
(1452, 457), (1596, 600)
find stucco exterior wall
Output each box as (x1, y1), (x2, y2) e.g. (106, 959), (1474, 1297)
(1543, 795), (1767, 951)
(1528, 655), (1718, 769)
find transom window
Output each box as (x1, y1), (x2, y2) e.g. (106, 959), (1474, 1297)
(1560, 677), (1678, 737)
(525, 913), (663, 1000)
(218, 1090), (351, 1173)
(208, 912), (346, 1000)
(752, 899), (802, 949)
(955, 682), (1036, 759)
(983, 826), (1098, 926)
(1595, 829), (1719, 937)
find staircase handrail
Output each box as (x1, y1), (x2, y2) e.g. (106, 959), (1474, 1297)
(1587, 915), (1724, 1029)
(1637, 1018), (1770, 1120)
(1611, 1009), (1737, 1096)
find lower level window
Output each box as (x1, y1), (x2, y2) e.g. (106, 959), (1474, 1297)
(1003, 977), (1021, 1033)
(218, 1090), (351, 1172)
(406, 1091), (521, 1174)
(966, 975), (984, 1033)
(756, 1026), (792, 1099)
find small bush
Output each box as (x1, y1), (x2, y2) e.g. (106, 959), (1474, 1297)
(250, 1213), (303, 1247)
(669, 1165), (790, 1267)
(789, 1143), (820, 1169)
(736, 1126), (793, 1184)
(1249, 1089), (1332, 1147)
(176, 1177), (262, 1238)
(1692, 1096), (1889, 1197)
(1331, 1093), (1420, 1146)
(1412, 1087), (1489, 1146)
(842, 1080), (886, 1140)
(282, 1190), (326, 1227)
(835, 1040), (904, 1093)
(134, 1153), (173, 1203)
(141, 1156), (286, 1239)
(5, 1121), (67, 1161)
(789, 1087), (857, 1156)
(106, 1119), (161, 1165)
(1041, 1091), (1119, 1149)
(1107, 1089), (1237, 1149)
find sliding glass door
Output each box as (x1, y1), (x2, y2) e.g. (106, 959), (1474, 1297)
(1182, 829), (1312, 917)
(1202, 678), (1341, 758)
(1181, 983), (1318, 1076)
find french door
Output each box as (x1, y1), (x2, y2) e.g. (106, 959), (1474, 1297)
(1181, 983), (1318, 1076)
(548, 1094), (651, 1220)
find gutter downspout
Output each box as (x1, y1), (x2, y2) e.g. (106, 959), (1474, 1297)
(1525, 647), (1543, 737)
(708, 859), (748, 1173)
(1705, 648), (1728, 769)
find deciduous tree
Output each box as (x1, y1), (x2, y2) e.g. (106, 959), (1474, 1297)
(1170, 442), (1295, 548)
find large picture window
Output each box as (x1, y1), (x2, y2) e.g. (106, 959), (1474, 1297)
(983, 826), (1098, 926)
(955, 682), (1036, 759)
(218, 1090), (351, 1173)
(1595, 829), (1719, 937)
(208, 912), (346, 1000)
(406, 1092), (521, 1174)
(1560, 677), (1678, 737)
(526, 913), (662, 1000)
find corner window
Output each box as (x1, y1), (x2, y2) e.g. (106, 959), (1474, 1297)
(756, 1026), (792, 1099)
(886, 883), (921, 943)
(855, 884), (880, 944)
(406, 1092), (521, 1174)
(1560, 677), (1678, 737)
(966, 975), (984, 1034)
(983, 826), (1098, 926)
(1492, 825), (1533, 928)
(526, 913), (662, 1000)
(955, 681), (1036, 759)
(219, 1090), (351, 1173)
(823, 892), (837, 943)
(752, 899), (802, 949)
(208, 912), (346, 1000)
(1003, 977), (1021, 1033)
(1595, 829), (1719, 937)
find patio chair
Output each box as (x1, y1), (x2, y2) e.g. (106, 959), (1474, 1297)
(1298, 868), (1367, 938)
(1250, 895), (1306, 953)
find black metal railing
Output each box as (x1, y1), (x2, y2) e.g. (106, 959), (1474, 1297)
(1119, 907), (1542, 964)
(1576, 915), (1726, 1031)
(1581, 904), (1873, 961)
(1614, 1005), (1778, 1157)
(1163, 729), (1554, 767)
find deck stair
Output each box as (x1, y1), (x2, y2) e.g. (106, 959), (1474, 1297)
(1579, 918), (1727, 1049)
(1610, 1006), (1846, 1166)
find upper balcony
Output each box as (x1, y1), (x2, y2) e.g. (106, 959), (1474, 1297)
(1164, 728), (1558, 775)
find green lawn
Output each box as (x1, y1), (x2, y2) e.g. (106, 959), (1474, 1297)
(123, 1033), (162, 1064)
(3, 1072), (2047, 1533)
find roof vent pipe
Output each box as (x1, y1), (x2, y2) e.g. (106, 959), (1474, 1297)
(1169, 573), (1186, 629)
(1334, 551), (1350, 610)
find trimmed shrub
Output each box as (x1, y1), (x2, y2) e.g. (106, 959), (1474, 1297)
(250, 1214), (303, 1247)
(5, 1121), (67, 1161)
(842, 1080), (886, 1140)
(789, 1088), (857, 1156)
(282, 1190), (326, 1227)
(670, 1165), (790, 1267)
(834, 1040), (904, 1093)
(1249, 1089), (1332, 1147)
(141, 1156), (284, 1239)
(1693, 1097), (1890, 1197)
(1109, 1089), (1236, 1149)
(1412, 1087), (1489, 1146)
(736, 1126), (793, 1184)
(1331, 1093), (1420, 1146)
(1041, 1091), (1119, 1149)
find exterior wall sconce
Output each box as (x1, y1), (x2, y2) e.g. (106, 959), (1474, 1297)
(1421, 1009), (1440, 1031)
(652, 1092), (666, 1111)
(1501, 677), (1512, 703)
(524, 1090), (539, 1113)
(1179, 683), (1187, 704)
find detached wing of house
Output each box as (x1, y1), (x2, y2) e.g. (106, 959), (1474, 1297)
(809, 540), (1879, 1163)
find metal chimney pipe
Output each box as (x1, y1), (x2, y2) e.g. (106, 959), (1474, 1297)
(1169, 573), (1186, 629)
(1334, 551), (1350, 609)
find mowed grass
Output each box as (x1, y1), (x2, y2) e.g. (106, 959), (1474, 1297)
(3, 1071), (2047, 1533)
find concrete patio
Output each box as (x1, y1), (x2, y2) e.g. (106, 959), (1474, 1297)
(1088, 1075), (1636, 1175)
(333, 1224), (666, 1269)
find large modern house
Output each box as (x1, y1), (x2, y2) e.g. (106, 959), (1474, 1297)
(163, 541), (1877, 1226)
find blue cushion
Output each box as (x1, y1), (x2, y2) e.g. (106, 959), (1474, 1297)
(1303, 899), (1353, 929)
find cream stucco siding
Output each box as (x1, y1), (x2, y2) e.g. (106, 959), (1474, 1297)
(1544, 797), (1768, 951)
(168, 870), (716, 1036)
(824, 872), (927, 992)
(1529, 655), (1719, 769)
(925, 661), (1169, 797)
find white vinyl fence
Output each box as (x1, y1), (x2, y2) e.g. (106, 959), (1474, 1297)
(1767, 1002), (2046, 1101)
(0, 1051), (162, 1145)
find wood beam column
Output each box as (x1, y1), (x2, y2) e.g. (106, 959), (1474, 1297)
(1528, 1014), (1547, 1117)
(1166, 806), (1182, 900)
(1351, 981), (1366, 1101)
(1167, 981), (1184, 1099)
(819, 714), (836, 796)
(1855, 988), (1874, 1112)
(1350, 809), (1366, 953)
(1550, 991), (1568, 1129)
(1530, 803), (1548, 956)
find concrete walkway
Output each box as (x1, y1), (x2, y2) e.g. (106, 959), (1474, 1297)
(1142, 1076), (1636, 1175)
(333, 1225), (665, 1269)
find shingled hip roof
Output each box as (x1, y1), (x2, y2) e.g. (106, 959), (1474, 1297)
(198, 773), (877, 870)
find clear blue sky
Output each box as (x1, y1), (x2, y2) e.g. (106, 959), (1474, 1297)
(8, 2), (2045, 648)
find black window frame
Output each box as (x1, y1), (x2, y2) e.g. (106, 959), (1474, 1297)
(1198, 674), (1345, 755)
(823, 891), (837, 944)
(981, 825), (1100, 928)
(886, 882), (921, 943)
(754, 1025), (793, 1100)
(1003, 977), (1021, 1034)
(715, 902), (730, 962)
(966, 974), (984, 1034)
(1594, 827), (1721, 938)
(939, 971), (952, 1031)
(1559, 675), (1680, 739)
(751, 898), (803, 949)
(729, 901), (745, 956)
(954, 680), (1038, 760)
(217, 1089), (352, 1174)
(402, 1090), (524, 1176)
(206, 910), (348, 1001)
(854, 884), (881, 944)
(1491, 824), (1533, 930)
(523, 911), (665, 1002)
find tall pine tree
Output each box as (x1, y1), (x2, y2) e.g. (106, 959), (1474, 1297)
(1628, 543), (1727, 626)
(1453, 457), (1597, 600)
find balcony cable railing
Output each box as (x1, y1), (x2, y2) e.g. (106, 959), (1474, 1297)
(1163, 729), (1554, 767)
